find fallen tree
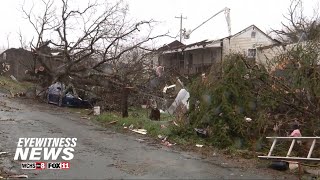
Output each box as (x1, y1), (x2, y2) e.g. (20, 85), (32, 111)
(186, 40), (320, 150)
(21, 0), (168, 115)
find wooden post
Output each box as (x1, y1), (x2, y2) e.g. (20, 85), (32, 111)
(298, 162), (302, 180)
(121, 86), (134, 118)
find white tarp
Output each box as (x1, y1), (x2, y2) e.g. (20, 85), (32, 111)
(166, 89), (190, 115)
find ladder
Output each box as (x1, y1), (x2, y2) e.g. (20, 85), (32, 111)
(259, 137), (320, 179)
(258, 137), (320, 161)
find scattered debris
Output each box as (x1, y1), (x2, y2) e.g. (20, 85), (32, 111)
(161, 136), (175, 147)
(141, 105), (147, 109)
(163, 84), (176, 93)
(81, 116), (91, 120)
(8, 174), (28, 178)
(105, 120), (118, 125)
(160, 124), (167, 129)
(195, 144), (204, 148)
(158, 135), (164, 139)
(288, 161), (299, 170)
(194, 128), (208, 138)
(244, 116), (252, 122)
(162, 141), (173, 147)
(269, 161), (289, 171)
(10, 75), (18, 82)
(131, 129), (147, 135)
(93, 106), (100, 115)
(135, 138), (145, 142)
(129, 124), (134, 130)
(0, 152), (8, 155)
(173, 121), (179, 127)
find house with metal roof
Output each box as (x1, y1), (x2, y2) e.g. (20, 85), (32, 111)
(158, 25), (280, 75)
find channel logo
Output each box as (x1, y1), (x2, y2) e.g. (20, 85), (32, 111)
(47, 162), (70, 169)
(21, 162), (69, 170)
(21, 162), (46, 170)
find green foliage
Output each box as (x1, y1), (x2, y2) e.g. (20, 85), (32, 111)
(188, 47), (320, 149)
(188, 54), (270, 148)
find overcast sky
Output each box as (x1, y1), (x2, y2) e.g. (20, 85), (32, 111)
(0, 0), (319, 49)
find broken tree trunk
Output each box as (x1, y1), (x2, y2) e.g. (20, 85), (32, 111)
(121, 86), (133, 118)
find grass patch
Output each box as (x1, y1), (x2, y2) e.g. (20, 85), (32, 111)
(94, 107), (210, 148)
(96, 107), (173, 138)
(0, 76), (34, 94)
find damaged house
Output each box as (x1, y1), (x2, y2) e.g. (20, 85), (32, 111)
(0, 44), (66, 81)
(158, 25), (280, 75)
(0, 48), (34, 81)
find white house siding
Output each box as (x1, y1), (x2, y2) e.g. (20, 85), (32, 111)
(222, 26), (276, 59)
(257, 42), (309, 69)
(256, 45), (286, 65)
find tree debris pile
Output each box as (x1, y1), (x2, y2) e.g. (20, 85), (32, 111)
(188, 42), (320, 151)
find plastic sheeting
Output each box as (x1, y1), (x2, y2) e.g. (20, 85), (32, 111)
(166, 89), (190, 115)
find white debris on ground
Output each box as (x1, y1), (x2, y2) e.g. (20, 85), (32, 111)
(131, 129), (147, 135)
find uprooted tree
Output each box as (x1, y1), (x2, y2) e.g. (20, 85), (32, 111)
(22, 0), (167, 116)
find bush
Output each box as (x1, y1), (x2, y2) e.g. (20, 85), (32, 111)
(188, 45), (320, 149)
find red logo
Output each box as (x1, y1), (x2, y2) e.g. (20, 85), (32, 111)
(47, 162), (70, 169)
(36, 162), (46, 170)
(61, 162), (70, 170)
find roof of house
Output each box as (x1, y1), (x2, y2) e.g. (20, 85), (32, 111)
(231, 24), (281, 44)
(158, 40), (185, 51)
(161, 39), (222, 54)
(160, 24), (281, 54)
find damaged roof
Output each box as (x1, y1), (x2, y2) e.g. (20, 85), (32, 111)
(160, 24), (280, 54)
(161, 39), (222, 54)
(158, 40), (185, 51)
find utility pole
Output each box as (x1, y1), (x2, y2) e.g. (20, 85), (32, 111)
(175, 14), (187, 42)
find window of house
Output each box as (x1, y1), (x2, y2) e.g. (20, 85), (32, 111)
(251, 31), (256, 38)
(180, 59), (184, 68)
(188, 54), (193, 68)
(247, 49), (256, 58)
(196, 66), (201, 73)
(211, 50), (217, 62)
(178, 53), (184, 68)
